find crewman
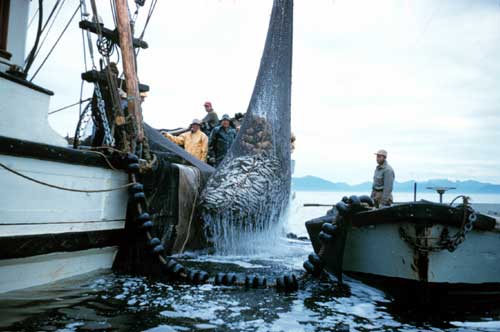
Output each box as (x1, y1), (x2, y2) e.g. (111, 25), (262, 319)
(232, 112), (245, 132)
(119, 90), (147, 107)
(209, 114), (237, 166)
(371, 149), (395, 207)
(201, 101), (219, 135)
(162, 119), (209, 162)
(139, 91), (147, 103)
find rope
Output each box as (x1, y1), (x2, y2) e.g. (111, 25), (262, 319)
(85, 150), (119, 171)
(30, 3), (81, 81)
(179, 175), (201, 254)
(0, 162), (133, 193)
(92, 145), (128, 154)
(91, 146), (157, 171)
(49, 98), (92, 115)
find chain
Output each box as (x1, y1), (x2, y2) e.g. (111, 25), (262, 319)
(399, 197), (477, 253)
(443, 205), (476, 252)
(77, 103), (92, 140)
(94, 84), (115, 146)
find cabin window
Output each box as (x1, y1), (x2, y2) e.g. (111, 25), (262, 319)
(0, 0), (11, 60)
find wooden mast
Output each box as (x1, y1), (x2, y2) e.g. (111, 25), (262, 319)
(114, 0), (144, 148)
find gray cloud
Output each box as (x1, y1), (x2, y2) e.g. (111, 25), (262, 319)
(30, 0), (500, 184)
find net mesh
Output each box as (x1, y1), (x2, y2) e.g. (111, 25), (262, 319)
(199, 0), (293, 253)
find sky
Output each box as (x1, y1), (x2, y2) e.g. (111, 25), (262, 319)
(28, 0), (500, 184)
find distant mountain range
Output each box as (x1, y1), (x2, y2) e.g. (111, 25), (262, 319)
(292, 176), (500, 193)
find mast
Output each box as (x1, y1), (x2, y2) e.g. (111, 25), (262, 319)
(114, 0), (144, 149)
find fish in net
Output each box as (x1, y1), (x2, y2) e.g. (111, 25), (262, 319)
(199, 0), (293, 251)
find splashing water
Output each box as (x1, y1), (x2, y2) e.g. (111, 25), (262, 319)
(203, 201), (290, 256)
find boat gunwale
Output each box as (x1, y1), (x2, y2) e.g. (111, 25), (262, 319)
(0, 135), (124, 170)
(0, 71), (54, 96)
(349, 201), (497, 231)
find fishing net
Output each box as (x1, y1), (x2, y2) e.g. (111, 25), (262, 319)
(142, 124), (214, 253)
(199, 0), (293, 253)
(114, 124), (215, 274)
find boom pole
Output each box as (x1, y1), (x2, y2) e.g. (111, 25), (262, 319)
(114, 0), (144, 149)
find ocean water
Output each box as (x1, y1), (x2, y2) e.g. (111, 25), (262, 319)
(1, 191), (499, 332)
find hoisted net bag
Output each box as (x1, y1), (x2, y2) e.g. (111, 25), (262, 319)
(199, 0), (293, 247)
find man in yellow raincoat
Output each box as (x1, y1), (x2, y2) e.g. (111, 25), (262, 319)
(162, 119), (209, 162)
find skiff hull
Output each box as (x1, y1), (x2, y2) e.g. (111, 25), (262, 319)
(306, 202), (500, 306)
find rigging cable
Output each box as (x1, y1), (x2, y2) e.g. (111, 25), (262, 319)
(80, 0), (96, 69)
(109, 0), (118, 26)
(40, 0), (63, 34)
(78, 1), (89, 143)
(28, 7), (40, 29)
(76, 0), (90, 148)
(80, 2), (88, 71)
(33, 0), (67, 60)
(135, 0), (158, 58)
(30, 3), (81, 81)
(108, 0), (121, 66)
(24, 0), (44, 76)
(131, 2), (140, 30)
(49, 98), (92, 115)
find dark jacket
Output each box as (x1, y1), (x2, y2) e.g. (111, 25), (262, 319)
(209, 125), (237, 166)
(202, 111), (219, 135)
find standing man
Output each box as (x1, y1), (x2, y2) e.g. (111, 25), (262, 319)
(209, 114), (237, 166)
(162, 119), (209, 162)
(371, 149), (395, 207)
(201, 101), (219, 135)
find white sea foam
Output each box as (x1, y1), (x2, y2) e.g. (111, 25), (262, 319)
(450, 321), (500, 329)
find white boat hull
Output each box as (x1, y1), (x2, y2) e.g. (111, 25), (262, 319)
(0, 153), (128, 293)
(0, 247), (118, 293)
(0, 39), (132, 294)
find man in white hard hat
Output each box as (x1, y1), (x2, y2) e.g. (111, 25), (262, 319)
(371, 149), (395, 207)
(162, 119), (209, 162)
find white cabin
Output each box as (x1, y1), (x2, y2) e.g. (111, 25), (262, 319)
(0, 0), (66, 147)
(0, 0), (29, 70)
